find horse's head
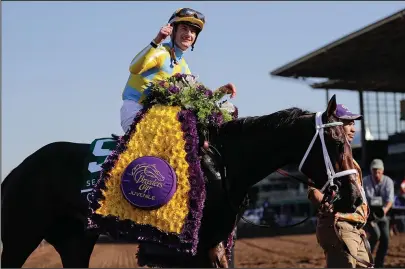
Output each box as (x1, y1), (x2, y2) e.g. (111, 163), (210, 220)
(298, 95), (364, 213)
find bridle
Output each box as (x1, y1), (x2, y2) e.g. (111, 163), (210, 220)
(298, 111), (368, 212)
(298, 111), (358, 193)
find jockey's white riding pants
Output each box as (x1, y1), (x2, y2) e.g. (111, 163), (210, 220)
(120, 100), (143, 133)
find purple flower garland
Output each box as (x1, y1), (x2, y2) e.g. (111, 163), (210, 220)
(225, 226), (237, 262)
(86, 105), (206, 257)
(176, 109), (206, 250)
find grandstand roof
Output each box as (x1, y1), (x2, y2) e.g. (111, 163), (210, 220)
(270, 8), (405, 88)
(310, 79), (405, 93)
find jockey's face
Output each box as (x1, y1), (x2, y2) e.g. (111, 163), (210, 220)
(174, 23), (198, 51)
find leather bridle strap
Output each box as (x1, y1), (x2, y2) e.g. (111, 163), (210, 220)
(275, 168), (317, 188)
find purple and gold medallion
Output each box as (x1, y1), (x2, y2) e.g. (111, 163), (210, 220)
(121, 156), (177, 209)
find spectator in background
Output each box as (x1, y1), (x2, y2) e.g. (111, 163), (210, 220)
(392, 179), (405, 233)
(394, 179), (405, 208)
(363, 159), (395, 268)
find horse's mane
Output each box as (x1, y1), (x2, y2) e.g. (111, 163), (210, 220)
(219, 107), (313, 137)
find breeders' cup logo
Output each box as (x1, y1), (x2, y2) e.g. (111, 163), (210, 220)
(121, 156), (177, 209)
(131, 163), (165, 193)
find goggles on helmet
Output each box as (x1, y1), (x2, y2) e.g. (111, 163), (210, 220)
(168, 8), (205, 31)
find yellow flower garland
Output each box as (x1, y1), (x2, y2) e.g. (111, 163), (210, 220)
(96, 105), (191, 234)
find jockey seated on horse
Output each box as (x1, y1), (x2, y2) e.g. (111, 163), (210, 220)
(120, 8), (237, 133)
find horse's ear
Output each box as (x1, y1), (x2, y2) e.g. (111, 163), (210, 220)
(326, 94), (337, 117)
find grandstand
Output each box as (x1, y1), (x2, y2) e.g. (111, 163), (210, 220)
(242, 8), (405, 232)
(270, 8), (405, 182)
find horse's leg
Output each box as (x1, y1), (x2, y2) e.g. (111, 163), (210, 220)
(46, 215), (99, 268)
(1, 230), (45, 267)
(1, 211), (48, 267)
(1, 170), (51, 267)
(49, 230), (98, 268)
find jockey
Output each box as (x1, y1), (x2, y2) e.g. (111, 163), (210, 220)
(120, 8), (237, 133)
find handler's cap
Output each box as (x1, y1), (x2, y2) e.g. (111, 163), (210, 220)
(370, 159), (384, 170)
(336, 104), (363, 120)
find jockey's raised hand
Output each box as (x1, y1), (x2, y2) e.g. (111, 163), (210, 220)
(216, 83), (237, 98)
(154, 24), (173, 45)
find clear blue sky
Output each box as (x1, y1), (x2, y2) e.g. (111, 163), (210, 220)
(2, 1), (404, 179)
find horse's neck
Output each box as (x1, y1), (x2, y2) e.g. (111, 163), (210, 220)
(223, 133), (293, 185)
(217, 117), (310, 199)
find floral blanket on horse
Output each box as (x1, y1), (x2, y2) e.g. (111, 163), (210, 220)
(87, 74), (237, 256)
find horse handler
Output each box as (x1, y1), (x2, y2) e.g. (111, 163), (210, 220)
(307, 104), (374, 268)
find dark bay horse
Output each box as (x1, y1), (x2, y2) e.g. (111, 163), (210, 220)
(1, 95), (362, 267)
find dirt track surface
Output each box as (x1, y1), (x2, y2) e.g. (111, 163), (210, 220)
(23, 233), (405, 268)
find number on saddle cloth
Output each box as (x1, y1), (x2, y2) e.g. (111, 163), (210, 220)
(81, 138), (118, 199)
